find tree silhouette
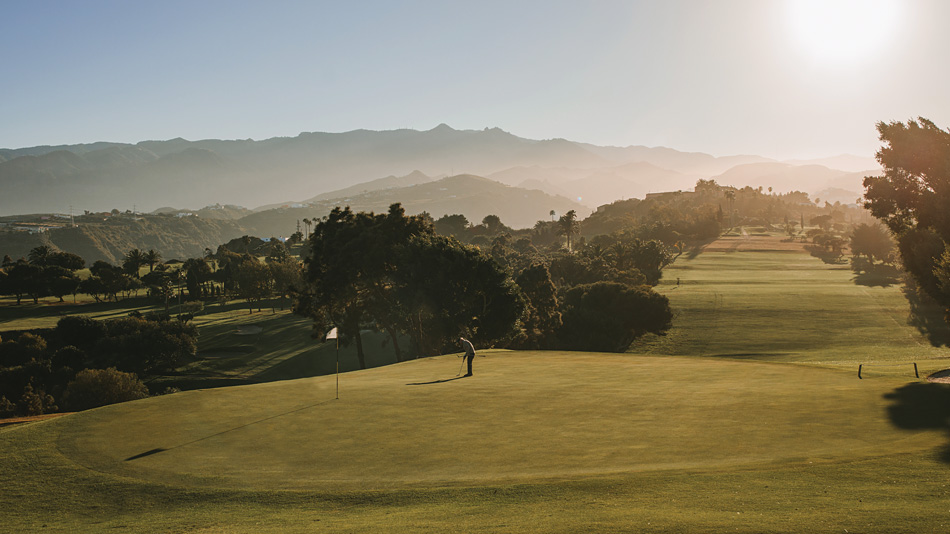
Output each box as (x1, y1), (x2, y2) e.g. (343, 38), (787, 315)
(144, 249), (162, 272)
(558, 210), (579, 252)
(122, 249), (146, 278)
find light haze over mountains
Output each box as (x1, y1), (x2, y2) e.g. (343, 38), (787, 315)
(0, 124), (879, 222)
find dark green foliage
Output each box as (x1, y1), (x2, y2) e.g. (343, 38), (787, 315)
(233, 260), (272, 312)
(433, 214), (470, 240)
(4, 261), (44, 304)
(559, 282), (672, 352)
(83, 260), (141, 301)
(16, 383), (57, 416)
(63, 367), (148, 411)
(0, 333), (48, 367)
(54, 316), (107, 352)
(394, 234), (526, 355)
(863, 118), (950, 310)
(46, 251), (85, 270)
(42, 265), (80, 302)
(122, 248), (146, 277)
(183, 257), (212, 299)
(514, 263), (561, 349)
(91, 317), (197, 375)
(850, 223), (896, 267)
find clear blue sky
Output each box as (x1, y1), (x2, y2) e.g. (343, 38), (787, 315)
(2, 0), (947, 159)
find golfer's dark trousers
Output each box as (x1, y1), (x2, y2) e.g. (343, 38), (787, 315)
(466, 354), (474, 375)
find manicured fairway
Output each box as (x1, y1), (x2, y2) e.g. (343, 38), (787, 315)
(641, 234), (950, 372)
(53, 352), (938, 491)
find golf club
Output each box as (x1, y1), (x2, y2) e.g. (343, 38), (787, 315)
(456, 355), (466, 376)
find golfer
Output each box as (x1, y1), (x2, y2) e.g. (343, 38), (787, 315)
(459, 337), (475, 377)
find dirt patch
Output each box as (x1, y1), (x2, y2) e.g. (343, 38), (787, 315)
(701, 234), (808, 253)
(234, 326), (263, 336)
(0, 413), (72, 427)
(926, 369), (950, 384)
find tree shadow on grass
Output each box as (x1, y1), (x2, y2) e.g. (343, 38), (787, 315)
(852, 264), (903, 288)
(903, 285), (950, 347)
(684, 236), (721, 260)
(885, 382), (950, 464)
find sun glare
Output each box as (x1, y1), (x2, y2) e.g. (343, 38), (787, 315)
(784, 0), (901, 65)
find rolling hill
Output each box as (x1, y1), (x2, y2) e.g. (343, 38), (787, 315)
(0, 125), (878, 216)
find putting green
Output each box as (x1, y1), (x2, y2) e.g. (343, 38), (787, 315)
(53, 351), (934, 491)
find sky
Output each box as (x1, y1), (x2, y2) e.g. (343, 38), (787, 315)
(2, 0), (949, 160)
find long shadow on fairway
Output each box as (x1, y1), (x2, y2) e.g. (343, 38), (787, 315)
(885, 382), (950, 464)
(903, 285), (950, 347)
(406, 377), (466, 385)
(124, 398), (337, 462)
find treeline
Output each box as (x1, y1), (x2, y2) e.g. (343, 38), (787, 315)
(0, 239), (303, 315)
(293, 204), (675, 367)
(0, 315), (197, 417)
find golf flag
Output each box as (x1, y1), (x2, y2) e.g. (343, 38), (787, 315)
(326, 327), (338, 340)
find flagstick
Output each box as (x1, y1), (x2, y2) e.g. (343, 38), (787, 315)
(335, 337), (339, 400)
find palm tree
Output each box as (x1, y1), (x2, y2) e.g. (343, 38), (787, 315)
(549, 210), (556, 221)
(302, 218), (312, 238)
(123, 248), (146, 277)
(28, 245), (53, 266)
(144, 249), (162, 272)
(557, 210), (579, 252)
(610, 242), (630, 270)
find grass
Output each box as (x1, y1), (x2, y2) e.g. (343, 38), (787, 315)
(2, 232), (950, 532)
(635, 235), (950, 375)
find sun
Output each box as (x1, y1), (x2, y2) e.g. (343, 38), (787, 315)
(783, 0), (901, 65)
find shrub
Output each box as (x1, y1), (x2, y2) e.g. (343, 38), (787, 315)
(63, 367), (148, 411)
(558, 282), (672, 352)
(18, 383), (57, 416)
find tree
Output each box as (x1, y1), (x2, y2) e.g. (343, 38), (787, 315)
(558, 282), (672, 352)
(123, 249), (146, 277)
(558, 210), (579, 252)
(47, 252), (85, 270)
(42, 266), (80, 302)
(87, 261), (137, 301)
(5, 261), (44, 304)
(63, 368), (148, 411)
(234, 259), (272, 313)
(434, 214), (470, 239)
(393, 234), (525, 355)
(810, 214), (834, 231)
(864, 117), (950, 309)
(27, 245), (54, 266)
(850, 223), (895, 265)
(297, 204), (432, 365)
(514, 263), (561, 349)
(627, 239), (673, 286)
(144, 249), (162, 272)
(269, 258), (302, 310)
(482, 214), (507, 236)
(183, 258), (212, 299)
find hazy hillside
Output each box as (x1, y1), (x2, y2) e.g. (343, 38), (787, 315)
(0, 215), (247, 264)
(489, 161), (696, 207)
(239, 174), (589, 237)
(303, 170), (439, 204)
(710, 162), (878, 199)
(0, 125), (875, 217)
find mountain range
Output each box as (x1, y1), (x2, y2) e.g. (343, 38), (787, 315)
(0, 125), (880, 218)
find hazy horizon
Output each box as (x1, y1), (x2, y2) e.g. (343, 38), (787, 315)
(3, 0), (949, 161)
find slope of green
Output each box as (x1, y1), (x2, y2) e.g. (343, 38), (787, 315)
(2, 234), (950, 533)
